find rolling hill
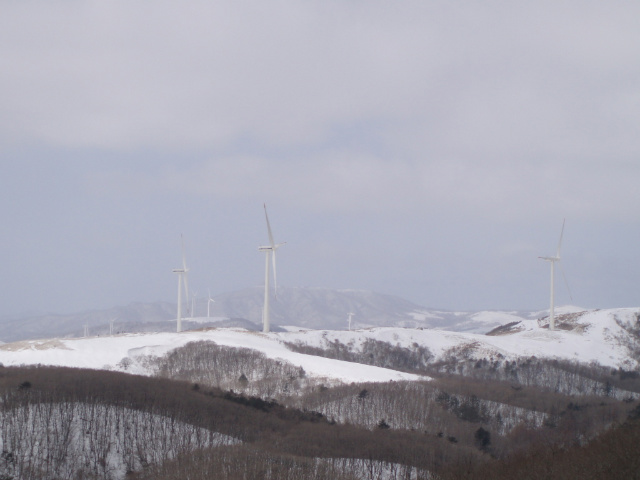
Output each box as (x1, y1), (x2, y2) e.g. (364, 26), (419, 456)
(1, 306), (638, 379)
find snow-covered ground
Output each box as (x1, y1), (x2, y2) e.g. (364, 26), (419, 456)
(0, 329), (424, 383)
(407, 304), (588, 334)
(0, 307), (638, 382)
(282, 307), (640, 369)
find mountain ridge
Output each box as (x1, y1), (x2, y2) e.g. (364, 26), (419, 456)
(0, 286), (599, 343)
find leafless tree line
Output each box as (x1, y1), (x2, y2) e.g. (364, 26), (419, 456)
(141, 340), (317, 398)
(131, 444), (440, 480)
(431, 349), (640, 399)
(142, 339), (636, 461)
(613, 312), (640, 366)
(284, 338), (433, 374)
(0, 389), (236, 479)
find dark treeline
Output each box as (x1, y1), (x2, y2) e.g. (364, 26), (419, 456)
(142, 340), (639, 471)
(440, 415), (640, 480)
(285, 337), (433, 374)
(284, 334), (640, 400)
(431, 351), (640, 399)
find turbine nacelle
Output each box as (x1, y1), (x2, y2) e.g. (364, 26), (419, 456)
(258, 242), (286, 252)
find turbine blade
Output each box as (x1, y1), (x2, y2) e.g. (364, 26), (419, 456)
(264, 203), (275, 248)
(557, 218), (565, 258)
(181, 234), (187, 270)
(559, 261), (574, 303)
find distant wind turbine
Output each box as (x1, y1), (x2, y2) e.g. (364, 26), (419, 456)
(207, 290), (215, 318)
(172, 235), (190, 332)
(539, 219), (572, 331)
(191, 291), (198, 319)
(258, 204), (285, 333)
(348, 312), (355, 331)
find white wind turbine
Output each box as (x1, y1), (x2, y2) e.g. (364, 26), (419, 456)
(258, 204), (285, 333)
(172, 235), (190, 332)
(539, 219), (571, 331)
(348, 312), (355, 331)
(191, 291), (198, 319)
(207, 289), (215, 318)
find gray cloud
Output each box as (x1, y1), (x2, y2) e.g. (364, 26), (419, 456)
(1, 1), (639, 316)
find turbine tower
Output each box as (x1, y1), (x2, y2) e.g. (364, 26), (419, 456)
(258, 204), (285, 333)
(539, 219), (565, 331)
(348, 312), (355, 331)
(172, 235), (190, 332)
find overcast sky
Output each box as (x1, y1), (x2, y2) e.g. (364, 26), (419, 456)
(1, 1), (639, 316)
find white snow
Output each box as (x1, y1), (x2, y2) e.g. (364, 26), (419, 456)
(0, 307), (637, 382)
(0, 329), (424, 384)
(185, 315), (231, 324)
(273, 307), (640, 369)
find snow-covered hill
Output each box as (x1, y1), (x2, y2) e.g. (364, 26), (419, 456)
(0, 329), (422, 384)
(283, 307), (640, 370)
(1, 307), (638, 384)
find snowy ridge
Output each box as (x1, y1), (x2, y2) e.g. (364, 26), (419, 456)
(0, 307), (638, 383)
(0, 329), (423, 384)
(277, 307), (640, 369)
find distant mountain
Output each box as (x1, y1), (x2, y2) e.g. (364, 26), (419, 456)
(0, 286), (586, 342)
(208, 287), (594, 335)
(0, 302), (176, 343)
(208, 286), (426, 330)
(0, 287), (427, 341)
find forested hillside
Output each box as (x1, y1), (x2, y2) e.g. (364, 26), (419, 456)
(1, 307), (639, 478)
(3, 331), (639, 479)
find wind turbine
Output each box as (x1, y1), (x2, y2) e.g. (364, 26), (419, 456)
(207, 289), (215, 318)
(348, 312), (355, 331)
(172, 235), (190, 332)
(191, 291), (198, 319)
(258, 204), (285, 333)
(539, 219), (568, 331)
